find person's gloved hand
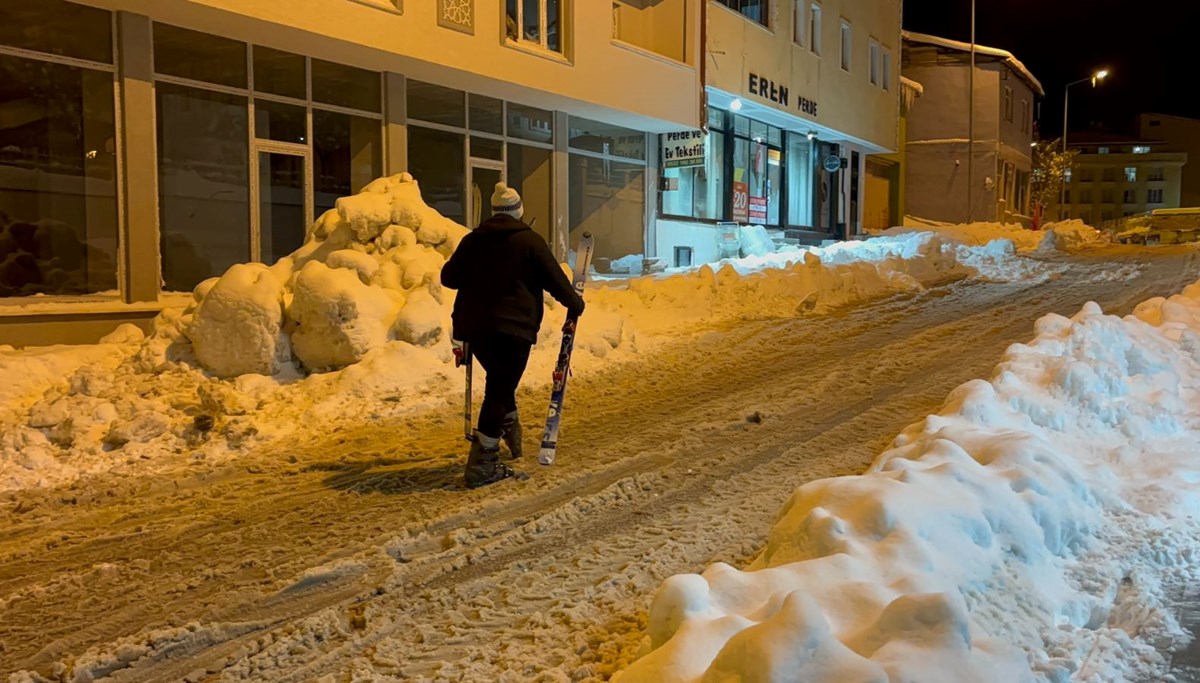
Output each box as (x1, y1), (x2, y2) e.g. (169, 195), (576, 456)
(569, 297), (586, 318)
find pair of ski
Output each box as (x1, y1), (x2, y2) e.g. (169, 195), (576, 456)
(458, 231), (595, 466)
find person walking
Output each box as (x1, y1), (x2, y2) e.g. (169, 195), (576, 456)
(440, 182), (585, 488)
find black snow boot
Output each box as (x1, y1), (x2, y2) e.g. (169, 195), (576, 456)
(465, 432), (516, 489)
(500, 410), (523, 459)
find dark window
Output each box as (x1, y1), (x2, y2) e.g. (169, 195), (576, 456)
(568, 117), (646, 161)
(408, 126), (465, 225)
(507, 103), (554, 143)
(313, 110), (382, 218)
(311, 59), (380, 113)
(407, 79), (465, 127)
(470, 136), (504, 161)
(0, 0), (113, 63)
(254, 100), (306, 144)
(156, 83), (249, 292)
(153, 23), (247, 88)
(469, 94), (504, 134)
(252, 46), (306, 99)
(716, 0), (768, 27)
(0, 54), (118, 297)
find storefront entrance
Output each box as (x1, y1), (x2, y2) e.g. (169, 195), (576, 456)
(254, 145), (312, 264)
(469, 161), (504, 229)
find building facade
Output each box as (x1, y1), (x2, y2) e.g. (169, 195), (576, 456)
(1139, 113), (1200, 209)
(901, 32), (1042, 226)
(654, 0), (902, 264)
(1056, 136), (1186, 226)
(0, 0), (702, 345)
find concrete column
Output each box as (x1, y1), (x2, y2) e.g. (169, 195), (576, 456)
(552, 110), (570, 260)
(116, 12), (160, 303)
(383, 71), (407, 175)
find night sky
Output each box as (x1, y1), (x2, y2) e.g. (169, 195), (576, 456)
(903, 1), (1200, 140)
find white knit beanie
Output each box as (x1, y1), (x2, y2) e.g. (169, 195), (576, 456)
(490, 182), (524, 220)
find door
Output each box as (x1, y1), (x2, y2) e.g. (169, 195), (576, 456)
(253, 144), (312, 264)
(469, 161), (504, 229)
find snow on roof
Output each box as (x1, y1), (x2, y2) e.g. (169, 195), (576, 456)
(902, 30), (1044, 96)
(900, 76), (924, 96)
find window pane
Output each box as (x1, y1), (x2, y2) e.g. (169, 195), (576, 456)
(707, 107), (726, 130)
(156, 83), (249, 292)
(505, 0), (519, 40)
(523, 0), (540, 42)
(313, 110), (383, 217)
(0, 0), (113, 64)
(408, 126), (465, 226)
(750, 119), (768, 142)
(0, 56), (118, 297)
(470, 136), (504, 161)
(311, 59), (380, 113)
(253, 46), (306, 99)
(568, 116), (646, 161)
(255, 99), (306, 144)
(547, 0), (562, 52)
(767, 148), (782, 226)
(153, 23), (247, 89)
(569, 155), (644, 261)
(469, 94), (504, 134)
(507, 144), (553, 243)
(734, 115), (749, 137)
(407, 79), (465, 127)
(508, 102), (554, 143)
(787, 133), (813, 226)
(259, 152), (306, 264)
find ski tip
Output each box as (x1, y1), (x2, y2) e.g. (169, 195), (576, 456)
(538, 448), (557, 466)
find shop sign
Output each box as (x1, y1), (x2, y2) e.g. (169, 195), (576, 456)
(731, 181), (749, 222)
(823, 154), (843, 172)
(662, 130), (706, 169)
(747, 72), (819, 118)
(748, 196), (767, 222)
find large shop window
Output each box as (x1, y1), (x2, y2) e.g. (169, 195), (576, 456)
(0, 49), (119, 298)
(507, 144), (553, 242)
(408, 127), (466, 226)
(569, 156), (645, 262)
(157, 84), (250, 293)
(732, 117), (783, 227)
(154, 25), (382, 291)
(715, 0), (768, 27)
(786, 133), (815, 227)
(661, 130), (726, 221)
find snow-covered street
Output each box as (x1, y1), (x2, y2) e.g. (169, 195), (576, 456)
(3, 244), (1197, 682)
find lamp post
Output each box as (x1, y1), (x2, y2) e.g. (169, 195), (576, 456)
(1060, 69), (1109, 214)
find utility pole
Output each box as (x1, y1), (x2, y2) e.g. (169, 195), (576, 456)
(967, 0), (976, 224)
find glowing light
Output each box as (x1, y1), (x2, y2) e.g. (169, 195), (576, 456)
(1095, 69), (1109, 80)
(807, 131), (817, 140)
(729, 98), (743, 112)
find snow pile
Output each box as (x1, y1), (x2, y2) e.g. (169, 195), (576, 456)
(187, 172), (464, 376)
(889, 219), (1104, 254)
(738, 224), (776, 258)
(618, 281), (1200, 682)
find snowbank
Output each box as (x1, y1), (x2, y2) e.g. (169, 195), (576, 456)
(0, 196), (1063, 493)
(617, 281), (1200, 682)
(889, 219), (1105, 254)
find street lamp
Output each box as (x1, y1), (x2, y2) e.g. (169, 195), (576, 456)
(1060, 68), (1110, 213)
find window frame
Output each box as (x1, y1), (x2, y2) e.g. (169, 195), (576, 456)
(809, 3), (822, 55)
(868, 38), (880, 86)
(505, 0), (567, 55)
(793, 0), (806, 46)
(881, 47), (892, 91)
(714, 0), (769, 29)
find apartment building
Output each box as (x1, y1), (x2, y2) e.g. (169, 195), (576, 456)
(1058, 135), (1186, 225)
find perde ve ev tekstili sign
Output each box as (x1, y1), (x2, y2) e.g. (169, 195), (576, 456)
(662, 130), (706, 169)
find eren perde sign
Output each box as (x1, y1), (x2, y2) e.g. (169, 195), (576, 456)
(747, 73), (818, 117)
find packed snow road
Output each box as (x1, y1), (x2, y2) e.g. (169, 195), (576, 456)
(1, 246), (1197, 682)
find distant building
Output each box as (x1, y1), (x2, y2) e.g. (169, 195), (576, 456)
(1054, 134), (1186, 225)
(901, 31), (1043, 225)
(863, 76), (923, 231)
(1138, 113), (1200, 208)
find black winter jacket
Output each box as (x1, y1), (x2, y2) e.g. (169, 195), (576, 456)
(441, 215), (584, 344)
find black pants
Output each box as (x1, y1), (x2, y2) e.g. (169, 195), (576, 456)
(470, 332), (533, 439)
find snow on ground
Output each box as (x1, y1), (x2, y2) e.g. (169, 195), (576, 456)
(616, 277), (1200, 682)
(0, 187), (1101, 494)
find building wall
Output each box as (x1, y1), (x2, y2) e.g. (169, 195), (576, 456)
(75, 0), (703, 132)
(903, 54), (1035, 225)
(1140, 113), (1200, 208)
(706, 0), (900, 152)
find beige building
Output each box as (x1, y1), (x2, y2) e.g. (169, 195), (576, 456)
(901, 31), (1042, 226)
(656, 0), (902, 262)
(1138, 113), (1200, 208)
(0, 0), (703, 345)
(1056, 135), (1187, 226)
